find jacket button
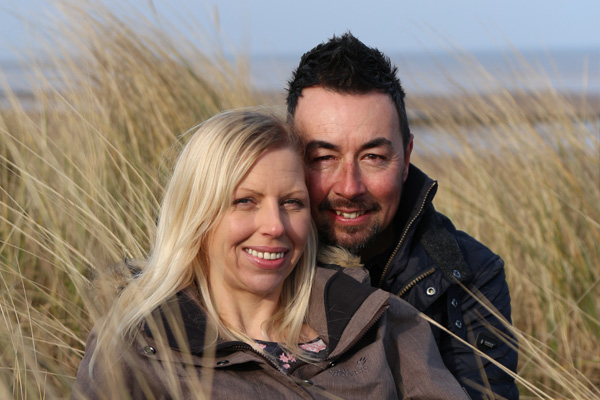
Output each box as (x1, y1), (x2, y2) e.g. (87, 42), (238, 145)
(300, 379), (314, 386)
(216, 360), (230, 366)
(426, 287), (436, 296)
(455, 320), (463, 329)
(328, 361), (336, 367)
(451, 298), (458, 308)
(142, 346), (156, 355)
(452, 270), (462, 279)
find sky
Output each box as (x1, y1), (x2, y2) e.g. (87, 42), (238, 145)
(1, 0), (599, 60)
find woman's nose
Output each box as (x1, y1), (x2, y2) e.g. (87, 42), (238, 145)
(258, 203), (285, 237)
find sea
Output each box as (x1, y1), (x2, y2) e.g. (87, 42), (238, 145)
(250, 48), (599, 96)
(1, 48), (598, 98)
(1, 48), (598, 158)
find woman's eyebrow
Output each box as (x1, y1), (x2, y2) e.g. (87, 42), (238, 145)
(235, 188), (262, 196)
(236, 187), (308, 198)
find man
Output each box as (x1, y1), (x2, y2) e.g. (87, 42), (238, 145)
(286, 33), (518, 399)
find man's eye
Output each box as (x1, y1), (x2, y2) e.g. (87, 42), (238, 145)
(309, 155), (334, 163)
(364, 154), (385, 161)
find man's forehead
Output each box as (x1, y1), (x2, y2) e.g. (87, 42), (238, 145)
(292, 87), (404, 150)
(294, 89), (398, 124)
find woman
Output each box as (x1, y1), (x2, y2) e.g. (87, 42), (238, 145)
(72, 109), (467, 399)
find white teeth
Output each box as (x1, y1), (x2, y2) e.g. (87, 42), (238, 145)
(335, 210), (365, 219)
(246, 249), (285, 260)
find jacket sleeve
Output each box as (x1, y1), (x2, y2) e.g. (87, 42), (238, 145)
(71, 329), (114, 400)
(384, 296), (470, 400)
(441, 249), (519, 400)
(71, 328), (164, 400)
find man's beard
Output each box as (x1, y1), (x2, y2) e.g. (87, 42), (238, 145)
(316, 197), (382, 255)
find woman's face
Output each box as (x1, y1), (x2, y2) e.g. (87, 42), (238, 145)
(207, 147), (311, 301)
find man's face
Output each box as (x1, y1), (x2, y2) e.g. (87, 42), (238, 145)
(293, 88), (413, 253)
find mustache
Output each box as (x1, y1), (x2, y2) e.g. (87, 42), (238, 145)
(318, 197), (382, 212)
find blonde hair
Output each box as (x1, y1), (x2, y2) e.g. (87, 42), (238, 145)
(92, 108), (317, 368)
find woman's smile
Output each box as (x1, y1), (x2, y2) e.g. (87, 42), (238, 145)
(244, 247), (287, 260)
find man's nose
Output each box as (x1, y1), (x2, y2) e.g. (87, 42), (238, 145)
(259, 202), (285, 237)
(333, 162), (366, 199)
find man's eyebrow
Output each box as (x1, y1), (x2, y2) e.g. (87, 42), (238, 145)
(359, 138), (393, 151)
(305, 140), (339, 152)
(305, 138), (393, 153)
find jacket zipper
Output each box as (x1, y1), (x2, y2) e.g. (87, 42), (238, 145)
(231, 307), (386, 373)
(376, 182), (437, 289)
(229, 344), (337, 398)
(229, 343), (288, 374)
(396, 267), (435, 297)
(230, 343), (322, 376)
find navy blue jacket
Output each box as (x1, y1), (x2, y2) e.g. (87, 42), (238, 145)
(365, 165), (518, 400)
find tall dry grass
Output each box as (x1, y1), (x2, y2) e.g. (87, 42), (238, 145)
(409, 61), (600, 398)
(0, 1), (598, 399)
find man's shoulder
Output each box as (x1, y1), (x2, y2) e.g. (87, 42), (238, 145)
(431, 220), (507, 296)
(436, 212), (503, 272)
(454, 231), (504, 279)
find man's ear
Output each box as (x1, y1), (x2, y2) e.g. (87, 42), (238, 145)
(403, 134), (414, 182)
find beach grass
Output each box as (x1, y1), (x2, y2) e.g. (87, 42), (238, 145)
(1, 1), (598, 398)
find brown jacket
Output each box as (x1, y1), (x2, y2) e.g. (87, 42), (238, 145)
(72, 266), (468, 399)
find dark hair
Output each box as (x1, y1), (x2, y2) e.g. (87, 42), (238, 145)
(286, 32), (411, 150)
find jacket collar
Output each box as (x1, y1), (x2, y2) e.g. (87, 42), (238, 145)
(307, 266), (387, 356)
(142, 288), (227, 355)
(376, 164), (460, 310)
(366, 164), (438, 288)
(395, 164), (438, 232)
(142, 267), (388, 357)
(390, 163), (439, 272)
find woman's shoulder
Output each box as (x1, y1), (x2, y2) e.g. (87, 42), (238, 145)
(315, 246), (422, 322)
(315, 263), (371, 286)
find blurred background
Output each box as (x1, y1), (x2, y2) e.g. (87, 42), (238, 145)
(1, 0), (599, 95)
(0, 1), (598, 399)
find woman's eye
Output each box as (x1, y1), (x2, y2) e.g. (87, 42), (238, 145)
(233, 198), (252, 205)
(283, 199), (305, 208)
